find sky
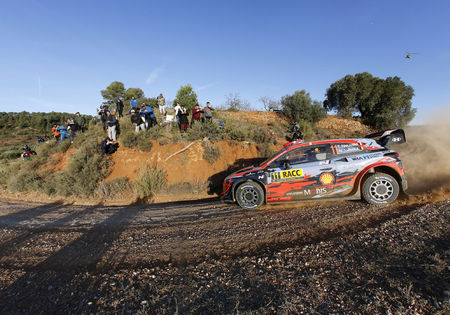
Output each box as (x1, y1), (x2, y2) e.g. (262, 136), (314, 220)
(0, 0), (449, 124)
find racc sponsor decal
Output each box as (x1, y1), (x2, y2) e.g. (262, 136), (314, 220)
(271, 169), (304, 181)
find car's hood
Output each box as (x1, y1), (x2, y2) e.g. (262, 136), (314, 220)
(229, 165), (256, 177)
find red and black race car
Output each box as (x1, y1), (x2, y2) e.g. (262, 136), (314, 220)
(221, 129), (408, 209)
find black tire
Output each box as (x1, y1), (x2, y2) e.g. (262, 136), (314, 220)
(362, 172), (399, 205)
(235, 181), (264, 209)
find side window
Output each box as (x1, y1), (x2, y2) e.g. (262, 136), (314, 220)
(330, 142), (363, 156)
(274, 144), (332, 165)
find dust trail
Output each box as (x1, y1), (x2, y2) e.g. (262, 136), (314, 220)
(397, 112), (450, 199)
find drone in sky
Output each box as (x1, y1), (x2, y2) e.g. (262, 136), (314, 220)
(405, 51), (420, 59)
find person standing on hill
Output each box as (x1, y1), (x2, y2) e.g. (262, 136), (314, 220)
(105, 110), (118, 141)
(157, 93), (166, 115)
(56, 124), (71, 143)
(74, 112), (85, 132)
(173, 102), (181, 126)
(130, 96), (138, 112)
(204, 102), (214, 122)
(179, 105), (190, 133)
(116, 99), (124, 117)
(191, 104), (204, 125)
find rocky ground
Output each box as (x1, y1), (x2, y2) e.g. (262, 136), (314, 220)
(0, 197), (448, 314)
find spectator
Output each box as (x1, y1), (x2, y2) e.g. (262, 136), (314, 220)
(116, 99), (124, 117)
(157, 93), (166, 115)
(56, 124), (71, 143)
(101, 137), (119, 155)
(131, 110), (145, 133)
(74, 112), (85, 132)
(105, 110), (118, 141)
(138, 107), (148, 129)
(173, 102), (181, 125)
(67, 118), (77, 138)
(204, 101), (214, 122)
(52, 124), (60, 141)
(130, 96), (138, 112)
(191, 104), (204, 125)
(179, 105), (190, 133)
(144, 107), (157, 128)
(98, 105), (108, 131)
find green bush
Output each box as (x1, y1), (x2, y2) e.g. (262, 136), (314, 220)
(134, 166), (167, 198)
(137, 136), (152, 152)
(0, 149), (21, 160)
(281, 90), (327, 124)
(224, 125), (246, 141)
(249, 125), (272, 144)
(8, 171), (44, 193)
(96, 177), (133, 199)
(257, 143), (276, 158)
(120, 130), (138, 148)
(56, 140), (72, 153)
(202, 141), (221, 164)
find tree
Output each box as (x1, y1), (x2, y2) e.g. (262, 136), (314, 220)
(281, 90), (326, 123)
(224, 93), (251, 111)
(101, 81), (125, 104)
(173, 84), (198, 112)
(259, 96), (280, 111)
(325, 72), (416, 129)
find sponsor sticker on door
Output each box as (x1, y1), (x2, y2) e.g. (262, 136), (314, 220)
(271, 169), (304, 181)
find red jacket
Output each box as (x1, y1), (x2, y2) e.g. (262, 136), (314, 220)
(192, 107), (204, 120)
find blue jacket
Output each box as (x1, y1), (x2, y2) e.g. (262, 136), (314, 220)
(130, 99), (138, 108)
(56, 125), (70, 135)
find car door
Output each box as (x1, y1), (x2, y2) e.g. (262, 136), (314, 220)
(265, 144), (333, 202)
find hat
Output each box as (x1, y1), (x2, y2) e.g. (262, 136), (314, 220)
(131, 110), (135, 113)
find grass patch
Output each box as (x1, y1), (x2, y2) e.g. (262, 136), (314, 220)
(202, 140), (221, 164)
(96, 177), (133, 199)
(134, 166), (167, 198)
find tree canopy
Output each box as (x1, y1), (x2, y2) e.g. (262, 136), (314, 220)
(101, 81), (125, 104)
(281, 90), (327, 124)
(172, 84), (198, 112)
(324, 72), (416, 129)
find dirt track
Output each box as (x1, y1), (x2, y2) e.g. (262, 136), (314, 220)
(0, 198), (449, 314)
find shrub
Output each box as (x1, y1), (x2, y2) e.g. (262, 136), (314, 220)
(120, 130), (138, 148)
(257, 143), (276, 158)
(0, 149), (21, 160)
(224, 125), (246, 141)
(281, 90), (327, 124)
(202, 141), (221, 164)
(56, 140), (71, 153)
(134, 166), (167, 198)
(158, 137), (170, 145)
(145, 125), (165, 140)
(96, 177), (133, 199)
(137, 136), (152, 152)
(8, 171), (44, 193)
(249, 125), (272, 144)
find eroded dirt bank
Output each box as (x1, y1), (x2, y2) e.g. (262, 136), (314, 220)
(0, 198), (448, 314)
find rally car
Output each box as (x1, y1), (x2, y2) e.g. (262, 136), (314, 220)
(221, 129), (408, 209)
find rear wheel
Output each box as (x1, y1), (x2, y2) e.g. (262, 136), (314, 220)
(235, 182), (264, 209)
(362, 172), (399, 205)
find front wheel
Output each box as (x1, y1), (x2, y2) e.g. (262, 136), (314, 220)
(362, 172), (399, 205)
(235, 182), (264, 209)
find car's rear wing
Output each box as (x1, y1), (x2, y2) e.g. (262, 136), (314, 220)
(365, 129), (406, 147)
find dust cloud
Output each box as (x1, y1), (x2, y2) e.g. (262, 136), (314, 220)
(397, 112), (450, 199)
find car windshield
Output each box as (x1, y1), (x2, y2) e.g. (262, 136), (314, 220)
(258, 147), (287, 167)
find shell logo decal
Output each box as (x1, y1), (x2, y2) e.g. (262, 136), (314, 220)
(319, 173), (334, 185)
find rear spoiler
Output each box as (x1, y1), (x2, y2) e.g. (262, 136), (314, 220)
(365, 129), (406, 147)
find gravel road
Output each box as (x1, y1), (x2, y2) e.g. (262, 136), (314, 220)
(0, 198), (448, 314)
